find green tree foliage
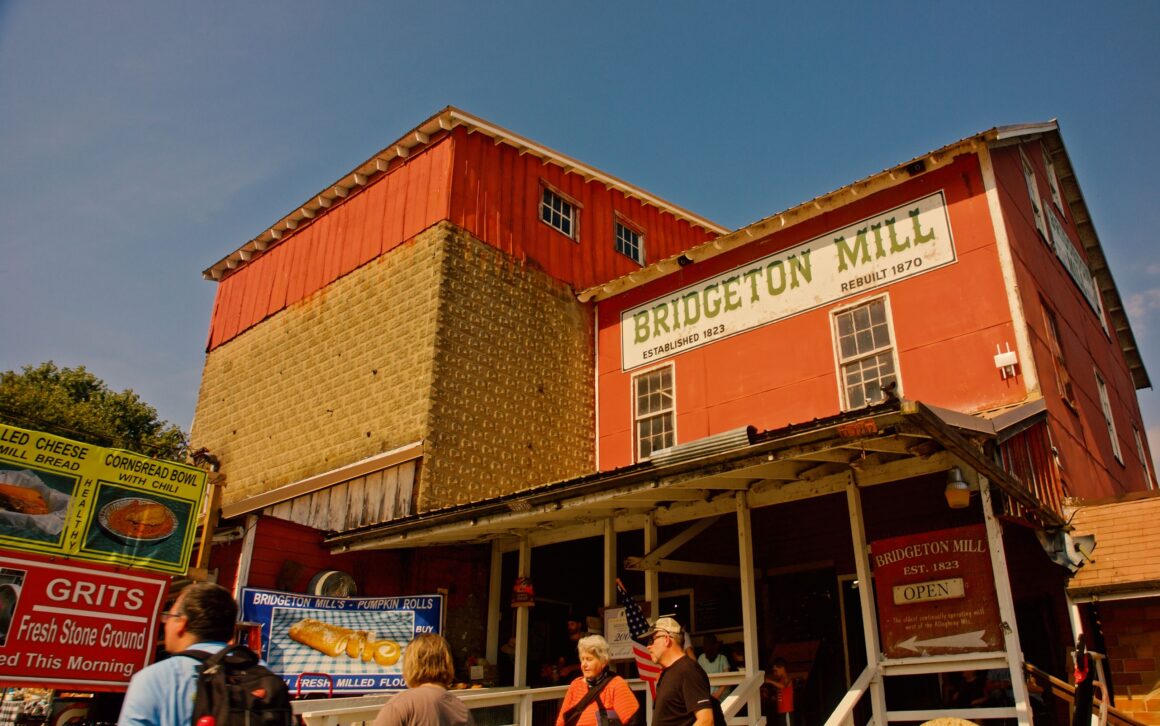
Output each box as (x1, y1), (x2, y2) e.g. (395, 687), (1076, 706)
(0, 362), (188, 461)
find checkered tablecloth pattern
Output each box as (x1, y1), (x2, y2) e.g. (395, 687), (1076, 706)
(0, 698), (23, 726)
(268, 608), (415, 676)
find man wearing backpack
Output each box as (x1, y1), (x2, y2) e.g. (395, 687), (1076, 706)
(642, 617), (720, 726)
(119, 581), (289, 726)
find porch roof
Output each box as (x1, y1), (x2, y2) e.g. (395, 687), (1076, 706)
(326, 399), (1061, 553)
(1066, 493), (1160, 601)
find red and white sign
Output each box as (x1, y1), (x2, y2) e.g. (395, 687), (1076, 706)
(0, 552), (169, 690)
(871, 525), (1003, 658)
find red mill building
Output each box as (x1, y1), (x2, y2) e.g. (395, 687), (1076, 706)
(191, 109), (1156, 725)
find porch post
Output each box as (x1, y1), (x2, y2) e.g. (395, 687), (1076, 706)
(514, 536), (531, 688)
(486, 539), (503, 663)
(846, 478), (887, 725)
(230, 514), (259, 603)
(736, 492), (762, 720)
(644, 513), (658, 723)
(605, 517), (617, 607)
(979, 475), (1032, 725)
(644, 513), (659, 609)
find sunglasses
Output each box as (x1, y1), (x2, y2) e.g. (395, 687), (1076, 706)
(649, 633), (671, 645)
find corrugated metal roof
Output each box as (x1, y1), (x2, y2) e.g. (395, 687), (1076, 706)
(322, 399), (1061, 552)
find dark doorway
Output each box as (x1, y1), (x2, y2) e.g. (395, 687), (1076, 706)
(762, 566), (846, 725)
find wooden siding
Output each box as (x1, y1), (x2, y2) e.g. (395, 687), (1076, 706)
(447, 126), (718, 291)
(991, 141), (1153, 497)
(266, 459), (416, 532)
(597, 155), (1025, 470)
(204, 127), (718, 351)
(205, 137), (455, 350)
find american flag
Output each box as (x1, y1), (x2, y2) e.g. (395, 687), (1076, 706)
(616, 580), (663, 698)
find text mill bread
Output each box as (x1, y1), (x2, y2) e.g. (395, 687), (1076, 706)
(288, 618), (401, 666)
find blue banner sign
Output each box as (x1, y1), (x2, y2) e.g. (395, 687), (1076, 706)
(240, 587), (444, 694)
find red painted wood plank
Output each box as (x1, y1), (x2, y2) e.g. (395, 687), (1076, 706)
(315, 209), (337, 288)
(266, 242), (291, 316)
(383, 166), (406, 254)
(428, 138), (453, 224)
(401, 150), (431, 241)
(282, 225), (307, 307)
(238, 254), (271, 332)
(448, 129), (469, 230)
(340, 189), (367, 276)
(481, 141), (501, 253)
(464, 131), (485, 238)
(498, 141), (514, 256)
(205, 280), (226, 351)
(360, 179), (387, 265)
(298, 224), (325, 303)
(244, 257), (270, 331)
(217, 275), (243, 343)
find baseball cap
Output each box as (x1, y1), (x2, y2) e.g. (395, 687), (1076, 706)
(640, 616), (683, 641)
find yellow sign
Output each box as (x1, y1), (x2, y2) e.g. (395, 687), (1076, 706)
(892, 577), (965, 605)
(0, 423), (205, 575)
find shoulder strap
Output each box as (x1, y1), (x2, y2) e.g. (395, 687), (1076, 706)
(563, 675), (615, 726)
(176, 646), (238, 671)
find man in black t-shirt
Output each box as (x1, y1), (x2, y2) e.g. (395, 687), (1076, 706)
(642, 616), (715, 726)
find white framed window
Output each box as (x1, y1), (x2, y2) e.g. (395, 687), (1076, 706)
(614, 216), (645, 265)
(1094, 368), (1123, 464)
(539, 182), (579, 240)
(1042, 147), (1067, 218)
(1020, 147), (1049, 242)
(633, 364), (675, 461)
(1133, 427), (1154, 490)
(832, 296), (900, 410)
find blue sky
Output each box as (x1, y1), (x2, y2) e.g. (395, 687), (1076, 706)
(2, 2), (1159, 458)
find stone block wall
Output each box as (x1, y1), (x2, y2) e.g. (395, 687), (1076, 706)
(422, 223), (595, 511)
(191, 228), (444, 506)
(192, 221), (595, 513)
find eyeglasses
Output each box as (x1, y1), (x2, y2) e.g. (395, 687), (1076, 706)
(160, 610), (186, 622)
(649, 633), (670, 645)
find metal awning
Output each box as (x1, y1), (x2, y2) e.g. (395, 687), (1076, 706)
(326, 399), (1061, 553)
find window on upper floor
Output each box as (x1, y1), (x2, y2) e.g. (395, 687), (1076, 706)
(1094, 368), (1123, 465)
(615, 216), (645, 265)
(1020, 146), (1049, 242)
(633, 364), (674, 461)
(832, 296), (899, 410)
(1042, 147), (1067, 219)
(1041, 303), (1077, 410)
(540, 183), (579, 240)
(1133, 426), (1155, 490)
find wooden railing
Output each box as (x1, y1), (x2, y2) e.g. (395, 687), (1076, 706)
(824, 663), (875, 726)
(294, 670), (765, 726)
(1024, 662), (1146, 726)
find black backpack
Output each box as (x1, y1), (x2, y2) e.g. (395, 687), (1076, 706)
(179, 645), (293, 726)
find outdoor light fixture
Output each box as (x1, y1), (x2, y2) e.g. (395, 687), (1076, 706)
(944, 467), (974, 509)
